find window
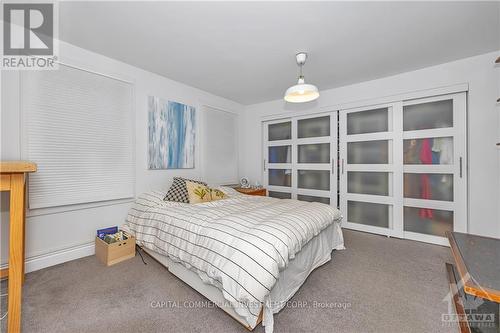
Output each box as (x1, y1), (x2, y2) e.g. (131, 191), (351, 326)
(22, 64), (134, 209)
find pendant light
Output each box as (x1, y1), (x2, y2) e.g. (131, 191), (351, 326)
(284, 52), (319, 103)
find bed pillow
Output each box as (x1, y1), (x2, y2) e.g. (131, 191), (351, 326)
(185, 181), (227, 204)
(216, 186), (244, 197)
(164, 177), (207, 203)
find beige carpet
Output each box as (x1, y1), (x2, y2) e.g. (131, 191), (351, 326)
(1, 229), (456, 333)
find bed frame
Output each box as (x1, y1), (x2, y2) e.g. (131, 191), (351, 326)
(145, 248), (263, 330)
(141, 222), (343, 331)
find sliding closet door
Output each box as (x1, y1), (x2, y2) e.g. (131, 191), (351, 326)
(401, 93), (467, 245)
(295, 113), (337, 206)
(339, 104), (400, 237)
(340, 92), (467, 245)
(263, 113), (337, 206)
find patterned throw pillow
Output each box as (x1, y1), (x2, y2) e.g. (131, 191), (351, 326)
(185, 181), (227, 204)
(164, 177), (207, 203)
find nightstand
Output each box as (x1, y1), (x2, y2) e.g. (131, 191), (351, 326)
(234, 187), (267, 196)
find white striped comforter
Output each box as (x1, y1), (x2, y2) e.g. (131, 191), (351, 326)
(123, 187), (342, 328)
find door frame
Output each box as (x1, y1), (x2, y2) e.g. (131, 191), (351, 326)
(260, 84), (468, 246)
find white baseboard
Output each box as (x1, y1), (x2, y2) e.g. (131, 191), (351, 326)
(1, 242), (95, 274)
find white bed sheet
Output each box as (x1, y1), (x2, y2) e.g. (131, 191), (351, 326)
(143, 222), (344, 333)
(263, 222), (344, 332)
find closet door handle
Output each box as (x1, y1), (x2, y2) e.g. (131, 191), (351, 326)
(263, 159), (266, 171)
(331, 159), (335, 174)
(459, 157), (462, 178)
(341, 158), (345, 175)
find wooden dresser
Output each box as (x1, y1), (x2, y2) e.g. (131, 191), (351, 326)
(0, 161), (37, 333)
(234, 187), (267, 196)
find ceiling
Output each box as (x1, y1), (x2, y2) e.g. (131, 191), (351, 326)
(59, 2), (500, 105)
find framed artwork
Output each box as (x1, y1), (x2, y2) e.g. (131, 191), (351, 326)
(148, 96), (196, 169)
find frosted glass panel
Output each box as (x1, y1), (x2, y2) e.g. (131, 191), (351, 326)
(297, 170), (330, 191)
(347, 140), (389, 164)
(297, 195), (330, 204)
(297, 116), (330, 138)
(269, 191), (291, 199)
(403, 100), (453, 131)
(268, 122), (291, 141)
(347, 108), (388, 135)
(269, 169), (291, 187)
(404, 206), (453, 237)
(404, 173), (453, 201)
(269, 146), (291, 163)
(298, 143), (330, 163)
(348, 172), (389, 196)
(403, 137), (453, 165)
(347, 201), (389, 228)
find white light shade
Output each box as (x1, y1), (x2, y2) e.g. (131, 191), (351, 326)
(284, 83), (319, 103)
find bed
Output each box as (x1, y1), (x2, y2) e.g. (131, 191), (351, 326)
(123, 187), (344, 333)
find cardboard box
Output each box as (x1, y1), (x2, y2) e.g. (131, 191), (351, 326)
(95, 232), (135, 266)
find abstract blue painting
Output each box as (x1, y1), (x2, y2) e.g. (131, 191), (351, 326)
(148, 96), (196, 169)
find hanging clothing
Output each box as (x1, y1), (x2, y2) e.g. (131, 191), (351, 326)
(403, 140), (419, 197)
(432, 137), (453, 164)
(419, 174), (433, 218)
(419, 138), (433, 219)
(431, 151), (440, 164)
(404, 139), (419, 164)
(420, 138), (433, 164)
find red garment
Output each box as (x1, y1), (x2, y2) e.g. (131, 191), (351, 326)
(419, 139), (433, 219)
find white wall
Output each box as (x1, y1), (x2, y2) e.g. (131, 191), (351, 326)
(239, 51), (500, 239)
(1, 45), (498, 273)
(0, 41), (243, 271)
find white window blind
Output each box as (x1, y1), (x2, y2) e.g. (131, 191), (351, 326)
(22, 64), (134, 209)
(202, 106), (238, 185)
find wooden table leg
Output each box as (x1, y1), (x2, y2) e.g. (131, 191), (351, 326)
(8, 173), (25, 333)
(21, 180), (26, 284)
